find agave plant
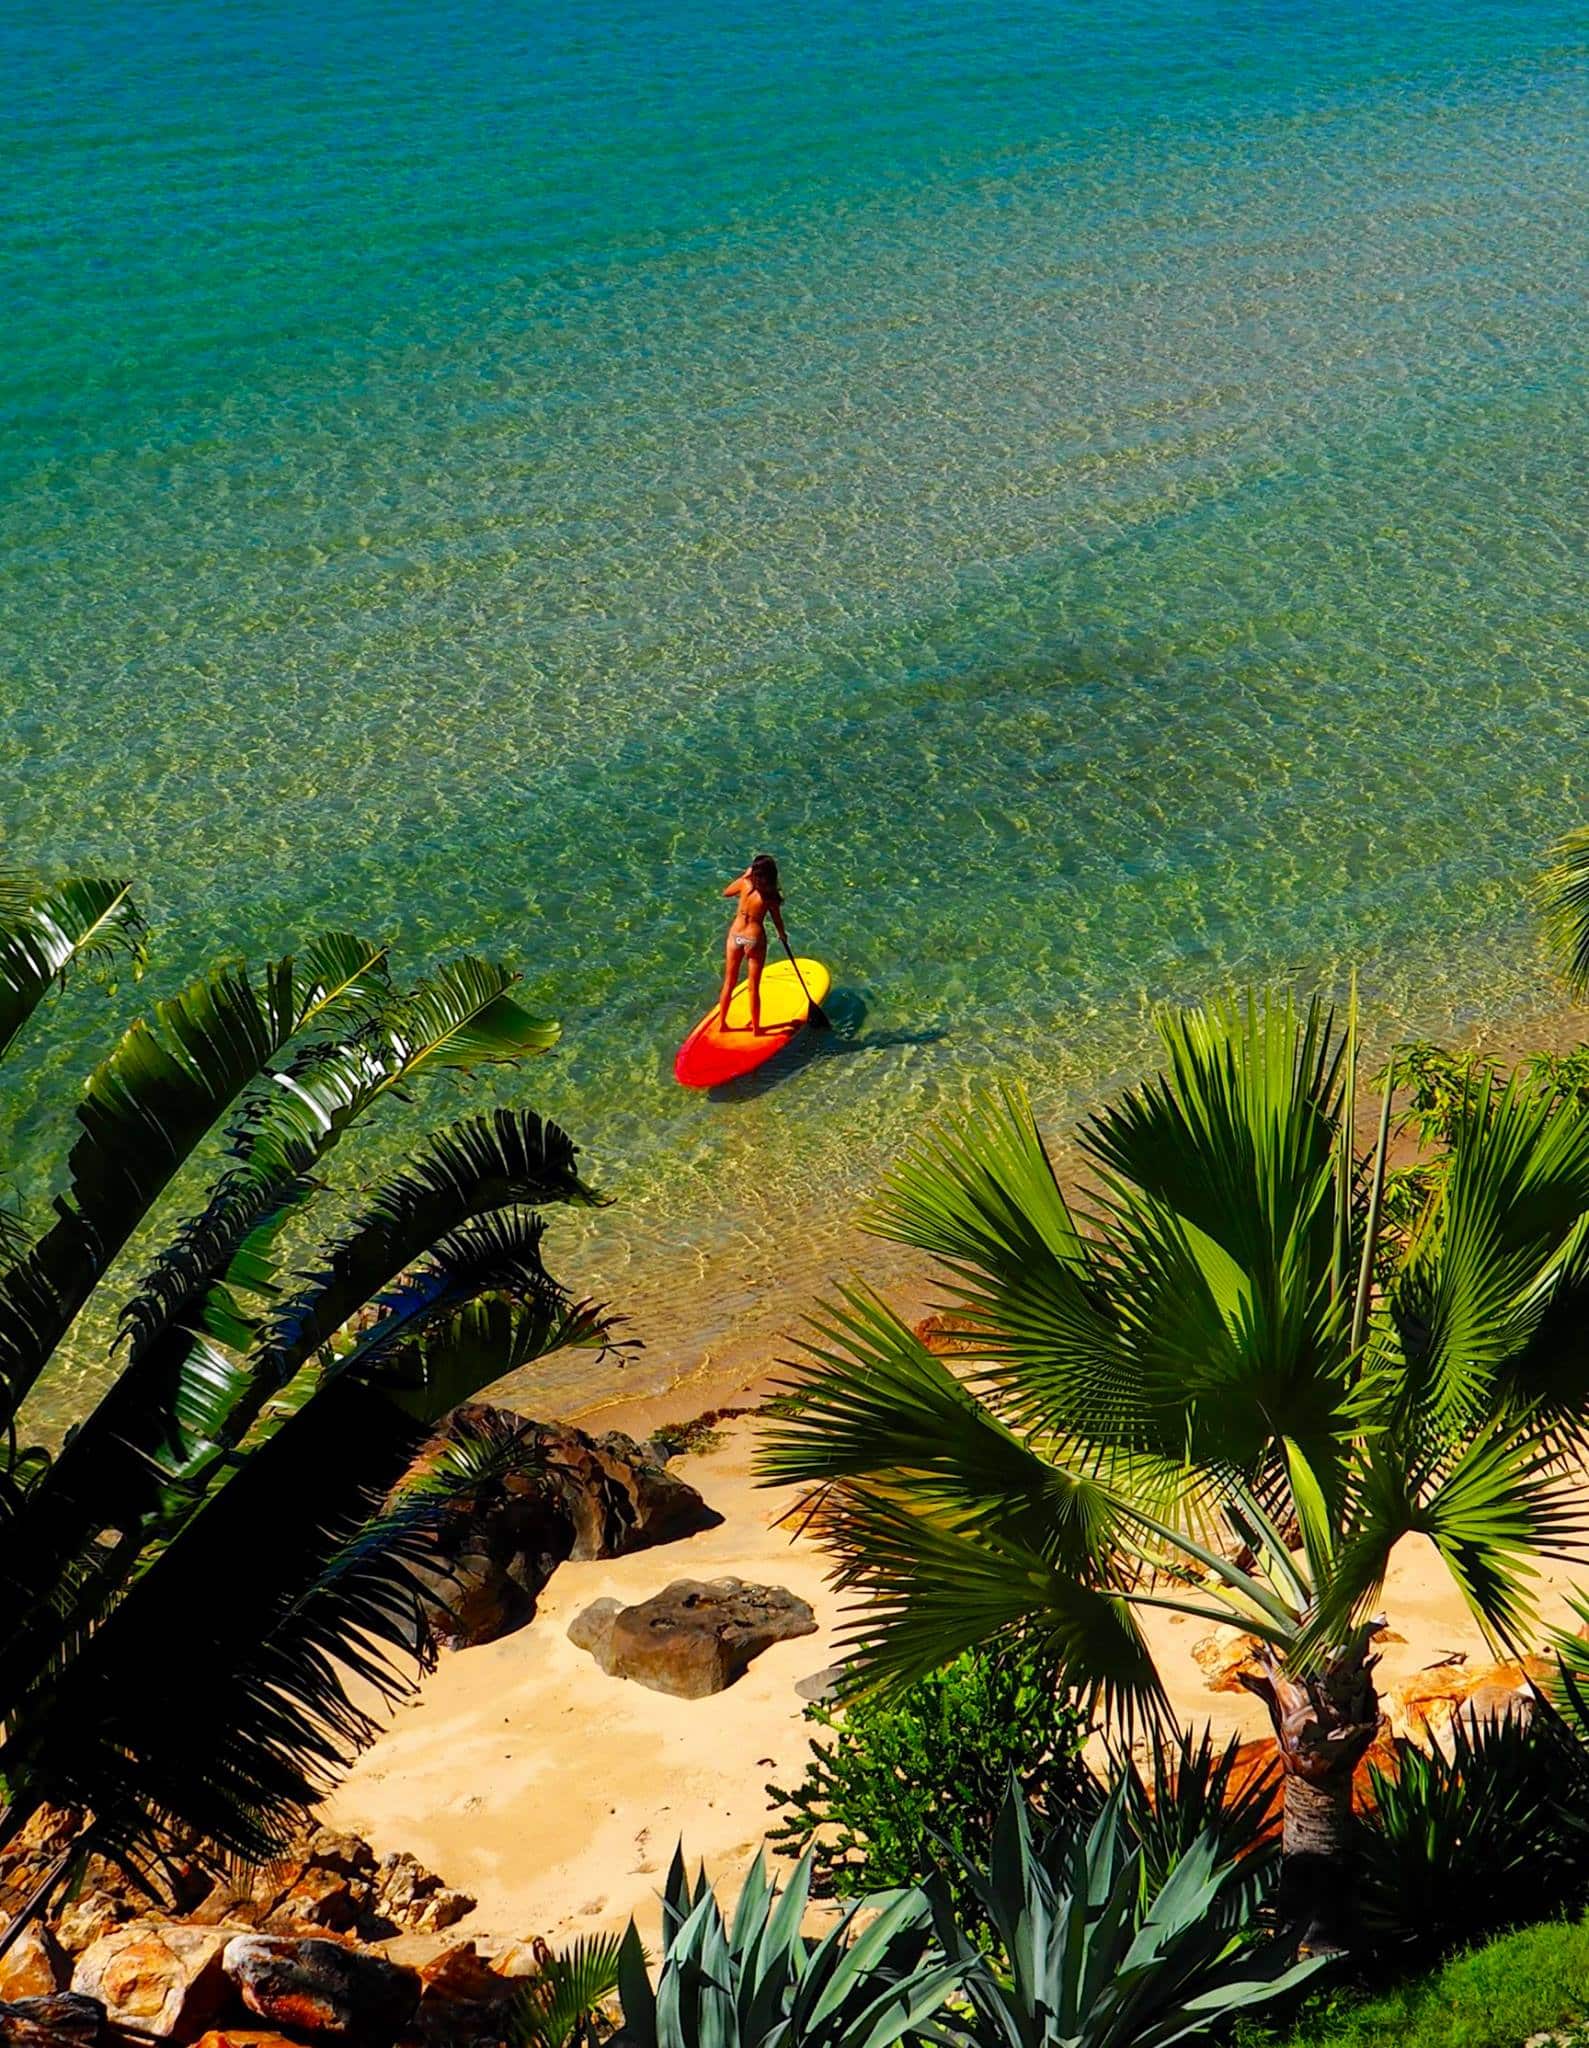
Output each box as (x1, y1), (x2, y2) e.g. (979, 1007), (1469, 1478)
(931, 1782), (1324, 2048)
(761, 992), (1589, 1950)
(614, 1846), (962, 2048)
(0, 868), (622, 1919)
(1103, 1728), (1279, 1893)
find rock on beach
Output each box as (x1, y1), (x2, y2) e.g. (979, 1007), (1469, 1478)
(568, 1577), (817, 1698)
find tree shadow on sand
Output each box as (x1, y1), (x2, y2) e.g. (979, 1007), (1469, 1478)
(701, 989), (948, 1104)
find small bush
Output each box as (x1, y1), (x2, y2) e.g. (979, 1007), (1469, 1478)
(764, 1651), (1088, 1931)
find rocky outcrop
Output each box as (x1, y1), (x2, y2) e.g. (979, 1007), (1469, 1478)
(1189, 1632), (1266, 1695)
(71, 1922), (230, 2040)
(0, 1929), (66, 2005)
(0, 1995), (103, 2045)
(187, 1831), (473, 1946)
(222, 1935), (419, 2042)
(401, 1943), (523, 2046)
(395, 1407), (719, 1648)
(568, 1577), (817, 1698)
(1383, 1656), (1551, 1744)
(193, 2033), (310, 2047)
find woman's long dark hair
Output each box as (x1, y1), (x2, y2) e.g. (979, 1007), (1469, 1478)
(749, 852), (781, 905)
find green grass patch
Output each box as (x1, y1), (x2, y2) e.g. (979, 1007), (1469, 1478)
(1242, 1912), (1589, 2048)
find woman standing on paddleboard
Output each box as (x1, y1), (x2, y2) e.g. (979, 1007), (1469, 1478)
(718, 854), (792, 1033)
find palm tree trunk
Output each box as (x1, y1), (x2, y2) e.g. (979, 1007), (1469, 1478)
(1280, 1768), (1356, 1954)
(1240, 1640), (1380, 1955)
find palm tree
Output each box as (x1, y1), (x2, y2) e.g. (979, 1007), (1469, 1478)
(0, 868), (623, 1921)
(759, 994), (1589, 1951)
(1539, 825), (1589, 1000)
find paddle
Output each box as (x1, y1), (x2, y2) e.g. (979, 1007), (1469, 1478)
(778, 933), (831, 1030)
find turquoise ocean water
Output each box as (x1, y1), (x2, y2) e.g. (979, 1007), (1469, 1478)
(4, 0), (1588, 1420)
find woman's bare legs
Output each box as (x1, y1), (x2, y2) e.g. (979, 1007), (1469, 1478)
(717, 939), (743, 1028)
(747, 946), (766, 1032)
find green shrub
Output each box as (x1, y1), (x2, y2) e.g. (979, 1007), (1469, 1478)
(765, 1651), (1087, 1930)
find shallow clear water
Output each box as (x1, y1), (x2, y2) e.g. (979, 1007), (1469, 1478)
(4, 0), (1588, 1420)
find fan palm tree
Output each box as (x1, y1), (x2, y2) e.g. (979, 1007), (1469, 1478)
(0, 868), (623, 1922)
(759, 993), (1589, 1951)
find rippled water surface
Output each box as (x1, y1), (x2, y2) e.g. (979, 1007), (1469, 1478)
(5, 0), (1588, 1418)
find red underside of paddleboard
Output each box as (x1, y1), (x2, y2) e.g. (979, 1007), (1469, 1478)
(674, 1015), (802, 1087)
(674, 957), (831, 1088)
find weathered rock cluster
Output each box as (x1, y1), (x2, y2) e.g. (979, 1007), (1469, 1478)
(397, 1408), (720, 1647)
(0, 1811), (519, 2046)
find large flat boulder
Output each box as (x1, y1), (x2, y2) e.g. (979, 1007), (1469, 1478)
(394, 1407), (720, 1647)
(568, 1578), (817, 1699)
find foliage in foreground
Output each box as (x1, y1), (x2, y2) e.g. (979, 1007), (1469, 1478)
(932, 1782), (1324, 2048)
(0, 868), (621, 1911)
(1356, 1700), (1589, 1961)
(606, 1764), (1315, 2048)
(614, 1846), (960, 2048)
(760, 989), (1589, 1949)
(764, 1650), (1089, 1930)
(509, 1932), (623, 2048)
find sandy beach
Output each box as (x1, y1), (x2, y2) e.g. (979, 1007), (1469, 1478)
(320, 999), (1589, 1954)
(327, 1397), (1589, 1958)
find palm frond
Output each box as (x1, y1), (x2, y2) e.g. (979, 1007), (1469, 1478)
(0, 1147), (612, 1725)
(118, 954), (562, 1362)
(0, 1366), (542, 1874)
(1310, 1417), (1588, 1664)
(0, 874), (147, 1064)
(508, 1933), (623, 2048)
(256, 1107), (598, 1387)
(1538, 826), (1589, 1000)
(805, 1479), (1169, 1731)
(863, 1086), (1145, 1448)
(1392, 1072), (1589, 1434)
(1085, 992), (1344, 1286)
(288, 930), (391, 1034)
(0, 957), (308, 1419)
(761, 1287), (1145, 1574)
